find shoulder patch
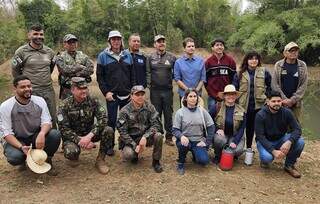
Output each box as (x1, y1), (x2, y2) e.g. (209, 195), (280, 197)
(57, 113), (64, 122)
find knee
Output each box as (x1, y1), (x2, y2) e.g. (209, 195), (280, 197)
(196, 154), (210, 166)
(47, 129), (61, 144)
(122, 146), (135, 161)
(295, 138), (305, 151)
(259, 151), (273, 164)
(6, 151), (25, 166)
(213, 134), (226, 148)
(63, 142), (80, 160)
(102, 127), (114, 139)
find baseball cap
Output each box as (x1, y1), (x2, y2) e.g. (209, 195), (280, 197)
(154, 34), (165, 42)
(71, 77), (88, 88)
(131, 85), (145, 94)
(284, 42), (299, 52)
(63, 34), (78, 42)
(108, 30), (122, 41)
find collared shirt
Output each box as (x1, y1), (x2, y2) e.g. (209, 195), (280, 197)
(174, 55), (206, 97)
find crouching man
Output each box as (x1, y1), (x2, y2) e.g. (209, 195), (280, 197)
(117, 85), (164, 173)
(0, 75), (60, 175)
(255, 90), (305, 178)
(58, 77), (113, 174)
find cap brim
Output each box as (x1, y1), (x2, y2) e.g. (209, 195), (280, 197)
(155, 37), (165, 42)
(26, 152), (51, 174)
(218, 91), (240, 99)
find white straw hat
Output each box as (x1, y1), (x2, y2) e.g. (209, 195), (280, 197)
(26, 148), (51, 174)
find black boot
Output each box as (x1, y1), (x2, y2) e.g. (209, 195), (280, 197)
(152, 159), (163, 173)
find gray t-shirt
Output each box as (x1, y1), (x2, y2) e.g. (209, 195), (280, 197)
(173, 106), (214, 142)
(0, 96), (52, 140)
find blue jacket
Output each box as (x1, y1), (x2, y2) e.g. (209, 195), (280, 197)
(96, 49), (134, 96)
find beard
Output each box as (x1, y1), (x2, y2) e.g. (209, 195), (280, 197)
(32, 37), (44, 46)
(269, 105), (281, 112)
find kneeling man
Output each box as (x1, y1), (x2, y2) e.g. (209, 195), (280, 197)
(0, 75), (60, 175)
(255, 91), (304, 178)
(58, 77), (113, 174)
(117, 85), (164, 173)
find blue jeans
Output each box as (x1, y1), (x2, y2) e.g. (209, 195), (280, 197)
(106, 97), (130, 150)
(257, 133), (305, 167)
(176, 140), (209, 165)
(3, 129), (61, 166)
(208, 96), (216, 116)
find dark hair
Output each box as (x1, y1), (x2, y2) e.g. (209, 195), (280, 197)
(28, 24), (43, 32)
(182, 37), (194, 48)
(211, 38), (225, 47)
(13, 75), (31, 87)
(267, 90), (282, 99)
(182, 88), (199, 107)
(238, 51), (262, 80)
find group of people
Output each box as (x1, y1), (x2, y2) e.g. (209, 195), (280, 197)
(0, 24), (307, 178)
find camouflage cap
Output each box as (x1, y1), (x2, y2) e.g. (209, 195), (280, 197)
(154, 34), (165, 42)
(71, 77), (87, 88)
(131, 85), (145, 94)
(63, 34), (78, 42)
(284, 42), (299, 52)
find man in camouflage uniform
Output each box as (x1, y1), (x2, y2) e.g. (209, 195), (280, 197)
(58, 77), (113, 174)
(11, 24), (57, 129)
(56, 34), (94, 99)
(117, 85), (164, 173)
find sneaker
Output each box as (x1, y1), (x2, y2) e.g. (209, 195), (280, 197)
(152, 160), (163, 173)
(260, 162), (270, 169)
(284, 165), (301, 178)
(177, 163), (185, 175)
(106, 149), (115, 156)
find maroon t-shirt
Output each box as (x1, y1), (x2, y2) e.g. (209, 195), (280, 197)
(205, 53), (236, 99)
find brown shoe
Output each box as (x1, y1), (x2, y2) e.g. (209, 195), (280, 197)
(165, 139), (174, 146)
(284, 166), (301, 178)
(95, 152), (109, 174)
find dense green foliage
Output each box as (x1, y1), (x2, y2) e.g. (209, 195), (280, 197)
(0, 0), (319, 65)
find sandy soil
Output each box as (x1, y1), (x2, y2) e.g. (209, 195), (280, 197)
(1, 49), (320, 204)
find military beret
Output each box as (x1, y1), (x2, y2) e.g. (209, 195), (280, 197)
(71, 77), (87, 88)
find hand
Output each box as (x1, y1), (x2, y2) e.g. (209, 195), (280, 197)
(272, 150), (285, 160)
(216, 129), (225, 137)
(282, 99), (293, 107)
(139, 136), (147, 148)
(106, 92), (115, 102)
(74, 64), (85, 72)
(21, 145), (31, 155)
(180, 135), (189, 147)
(280, 140), (292, 155)
(135, 145), (141, 153)
(78, 135), (92, 148)
(229, 142), (237, 149)
(35, 132), (46, 149)
(84, 142), (96, 150)
(196, 141), (206, 147)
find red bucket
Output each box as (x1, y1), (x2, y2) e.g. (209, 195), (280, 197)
(219, 146), (234, 171)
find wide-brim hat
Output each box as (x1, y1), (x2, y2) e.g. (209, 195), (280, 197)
(218, 84), (240, 99)
(26, 148), (51, 174)
(181, 95), (204, 107)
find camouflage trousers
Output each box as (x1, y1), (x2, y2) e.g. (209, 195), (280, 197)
(63, 127), (114, 160)
(120, 132), (163, 161)
(33, 86), (57, 129)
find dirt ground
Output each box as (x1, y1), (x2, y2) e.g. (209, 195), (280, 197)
(1, 50), (320, 204)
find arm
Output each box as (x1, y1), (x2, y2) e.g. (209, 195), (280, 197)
(206, 125), (215, 147)
(117, 110), (137, 149)
(57, 104), (80, 144)
(11, 50), (24, 77)
(290, 64), (308, 104)
(232, 113), (246, 145)
(77, 56), (94, 77)
(146, 55), (152, 88)
(271, 63), (287, 99)
(232, 73), (240, 90)
(96, 55), (111, 96)
(196, 59), (206, 91)
(56, 55), (82, 76)
(229, 58), (237, 82)
(49, 50), (56, 73)
(255, 113), (274, 154)
(174, 60), (188, 90)
(172, 110), (183, 139)
(91, 99), (108, 136)
(286, 109), (302, 144)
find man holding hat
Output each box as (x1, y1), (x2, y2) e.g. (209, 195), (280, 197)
(272, 42), (308, 122)
(117, 85), (164, 173)
(58, 77), (113, 174)
(0, 75), (61, 175)
(97, 30), (134, 156)
(205, 38), (236, 116)
(147, 34), (176, 146)
(56, 33), (94, 99)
